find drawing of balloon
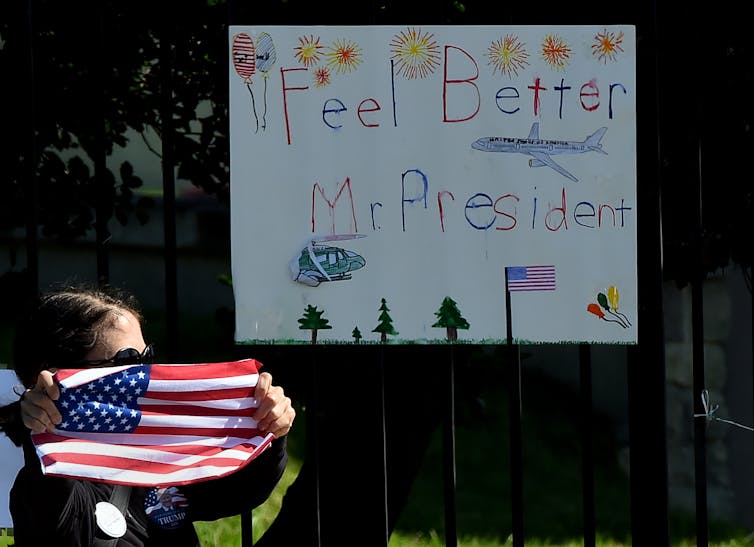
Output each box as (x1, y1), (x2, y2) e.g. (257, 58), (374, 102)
(604, 286), (632, 326)
(255, 32), (277, 131)
(587, 302), (625, 327)
(607, 285), (619, 309)
(232, 33), (255, 81)
(256, 32), (277, 73)
(232, 33), (260, 133)
(587, 303), (606, 319)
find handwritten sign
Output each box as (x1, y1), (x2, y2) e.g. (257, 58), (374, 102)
(229, 25), (637, 344)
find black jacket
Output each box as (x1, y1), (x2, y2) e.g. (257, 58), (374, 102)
(9, 432), (287, 546)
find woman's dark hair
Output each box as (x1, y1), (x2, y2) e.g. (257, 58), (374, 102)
(11, 284), (143, 387)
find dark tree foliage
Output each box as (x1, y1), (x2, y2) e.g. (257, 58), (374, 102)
(0, 0), (233, 242)
(656, 4), (754, 287)
(0, 0), (751, 290)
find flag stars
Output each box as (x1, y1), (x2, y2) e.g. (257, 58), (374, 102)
(53, 366), (147, 433)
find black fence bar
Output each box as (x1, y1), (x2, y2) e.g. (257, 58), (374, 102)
(307, 348), (322, 546)
(22, 0), (39, 294)
(691, 131), (709, 547)
(579, 343), (595, 547)
(159, 2), (179, 363)
(93, 2), (110, 285)
(507, 342), (524, 547)
(443, 344), (458, 547)
(379, 348), (390, 546)
(629, 0), (670, 542)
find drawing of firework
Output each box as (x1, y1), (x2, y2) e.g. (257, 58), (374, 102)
(325, 38), (363, 75)
(487, 34), (529, 78)
(294, 34), (324, 67)
(541, 34), (571, 70)
(389, 27), (441, 80)
(592, 29), (625, 63)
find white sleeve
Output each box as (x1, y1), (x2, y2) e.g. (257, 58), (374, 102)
(0, 369), (22, 407)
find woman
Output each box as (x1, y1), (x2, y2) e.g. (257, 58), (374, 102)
(1, 284), (295, 545)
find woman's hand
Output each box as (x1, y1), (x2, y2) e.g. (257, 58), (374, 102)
(253, 372), (295, 438)
(21, 370), (62, 433)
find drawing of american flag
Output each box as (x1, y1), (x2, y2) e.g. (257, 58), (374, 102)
(506, 265), (556, 292)
(31, 359), (274, 487)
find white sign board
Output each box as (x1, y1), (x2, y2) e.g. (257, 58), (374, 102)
(0, 435), (21, 528)
(229, 25), (637, 344)
(0, 370), (22, 528)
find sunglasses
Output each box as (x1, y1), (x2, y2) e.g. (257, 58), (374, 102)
(78, 344), (155, 368)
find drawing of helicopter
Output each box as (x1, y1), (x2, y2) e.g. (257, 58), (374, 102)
(471, 122), (608, 182)
(291, 234), (367, 287)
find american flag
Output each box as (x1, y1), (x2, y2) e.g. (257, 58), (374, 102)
(506, 265), (557, 292)
(31, 359), (274, 487)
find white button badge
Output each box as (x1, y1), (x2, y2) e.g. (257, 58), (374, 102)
(95, 501), (127, 538)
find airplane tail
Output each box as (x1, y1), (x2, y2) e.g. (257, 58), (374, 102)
(584, 127), (608, 154)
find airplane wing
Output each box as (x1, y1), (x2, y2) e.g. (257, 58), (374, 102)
(529, 151), (578, 182)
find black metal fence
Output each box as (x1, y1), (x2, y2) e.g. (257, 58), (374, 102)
(4, 1), (753, 546)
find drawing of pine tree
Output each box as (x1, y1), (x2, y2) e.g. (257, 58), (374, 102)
(352, 326), (362, 344)
(297, 304), (332, 344)
(432, 296), (470, 341)
(372, 297), (398, 343)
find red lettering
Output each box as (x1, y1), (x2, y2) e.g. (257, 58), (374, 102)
(311, 178), (358, 234)
(443, 45), (480, 123)
(280, 67), (309, 145)
(580, 79), (600, 112)
(357, 98), (381, 127)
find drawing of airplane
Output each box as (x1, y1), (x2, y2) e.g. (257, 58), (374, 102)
(471, 122), (608, 182)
